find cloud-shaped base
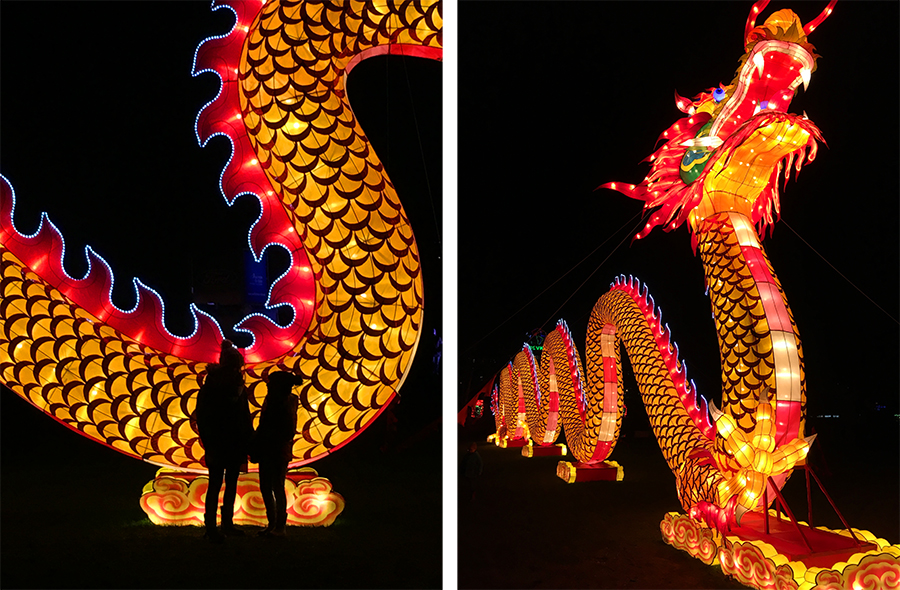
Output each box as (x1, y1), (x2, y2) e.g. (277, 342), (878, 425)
(661, 511), (900, 589)
(140, 467), (344, 527)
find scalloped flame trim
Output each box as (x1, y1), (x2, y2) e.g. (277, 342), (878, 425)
(610, 274), (715, 439)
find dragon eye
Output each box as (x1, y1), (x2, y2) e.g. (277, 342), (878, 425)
(713, 88), (726, 103)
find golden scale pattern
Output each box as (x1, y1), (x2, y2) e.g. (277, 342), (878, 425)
(593, 290), (721, 511)
(697, 215), (806, 436)
(496, 287), (722, 510)
(1, 250), (205, 467)
(0, 0), (441, 471)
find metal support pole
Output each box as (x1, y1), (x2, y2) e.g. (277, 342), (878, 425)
(768, 477), (815, 554)
(805, 465), (812, 526)
(806, 463), (862, 546)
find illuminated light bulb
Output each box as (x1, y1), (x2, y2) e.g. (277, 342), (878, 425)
(250, 158), (258, 165)
(234, 113), (242, 120)
(304, 300), (313, 306)
(300, 267), (311, 272)
(243, 26), (250, 32)
(293, 122), (300, 129)
(311, 403), (317, 409)
(234, 68), (239, 75)
(267, 191), (274, 196)
(288, 227), (294, 233)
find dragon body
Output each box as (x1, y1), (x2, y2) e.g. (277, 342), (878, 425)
(0, 0), (441, 471)
(493, 4), (831, 524)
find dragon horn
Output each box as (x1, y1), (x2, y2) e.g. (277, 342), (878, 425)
(803, 0), (838, 35)
(804, 433), (818, 446)
(745, 0), (771, 45)
(759, 386), (771, 403)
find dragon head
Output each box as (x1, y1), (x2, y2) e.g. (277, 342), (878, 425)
(603, 2), (835, 241)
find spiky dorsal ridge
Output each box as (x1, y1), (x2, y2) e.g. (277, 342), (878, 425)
(610, 276), (715, 440)
(602, 108), (823, 243)
(192, 0), (318, 361)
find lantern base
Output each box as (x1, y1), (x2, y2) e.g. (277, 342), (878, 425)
(139, 467), (345, 527)
(522, 443), (566, 457)
(660, 511), (900, 590)
(556, 460), (623, 483)
(731, 511), (880, 567)
(496, 437), (528, 449)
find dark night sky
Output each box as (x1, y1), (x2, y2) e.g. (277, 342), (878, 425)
(457, 0), (899, 432)
(0, 2), (441, 425)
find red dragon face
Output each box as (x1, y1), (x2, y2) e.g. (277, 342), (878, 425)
(707, 47), (810, 149)
(602, 3), (836, 242)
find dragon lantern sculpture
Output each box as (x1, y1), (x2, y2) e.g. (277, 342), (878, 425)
(0, 0), (441, 526)
(490, 2), (900, 587)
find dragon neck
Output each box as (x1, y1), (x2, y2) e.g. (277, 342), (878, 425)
(695, 211), (805, 446)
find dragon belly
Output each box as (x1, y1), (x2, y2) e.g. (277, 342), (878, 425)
(697, 212), (805, 444)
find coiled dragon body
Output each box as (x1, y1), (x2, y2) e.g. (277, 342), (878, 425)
(0, 0), (442, 471)
(493, 4), (832, 525)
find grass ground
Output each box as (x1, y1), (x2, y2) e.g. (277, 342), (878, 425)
(457, 415), (899, 589)
(1, 390), (442, 589)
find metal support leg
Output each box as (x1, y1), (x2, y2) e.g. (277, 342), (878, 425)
(768, 476), (815, 554)
(806, 463), (862, 547)
(805, 465), (812, 526)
